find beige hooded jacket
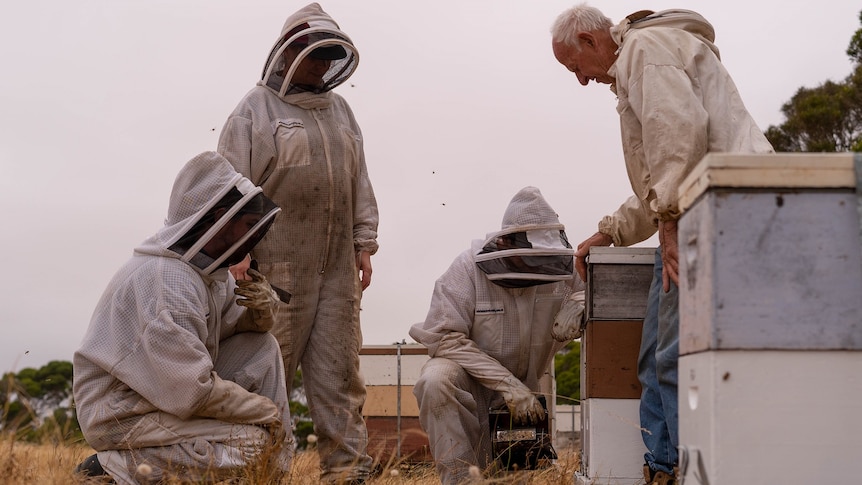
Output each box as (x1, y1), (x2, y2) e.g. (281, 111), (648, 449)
(599, 9), (773, 246)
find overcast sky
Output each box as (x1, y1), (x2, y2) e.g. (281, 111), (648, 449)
(1, 0), (858, 372)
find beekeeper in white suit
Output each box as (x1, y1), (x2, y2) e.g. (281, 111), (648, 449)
(410, 187), (585, 485)
(73, 151), (290, 484)
(217, 3), (378, 482)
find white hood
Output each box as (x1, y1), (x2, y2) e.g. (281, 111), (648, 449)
(260, 2), (359, 97)
(475, 186), (574, 288)
(135, 151), (280, 277)
(612, 9), (719, 59)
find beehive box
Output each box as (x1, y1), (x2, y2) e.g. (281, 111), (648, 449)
(359, 344), (431, 463)
(586, 247), (655, 321)
(577, 247), (654, 485)
(581, 320), (642, 399)
(679, 350), (862, 484)
(576, 398), (648, 485)
(677, 152), (862, 484)
(677, 153), (862, 355)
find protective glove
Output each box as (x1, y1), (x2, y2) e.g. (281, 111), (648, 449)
(234, 268), (279, 333)
(552, 290), (586, 342)
(196, 373), (280, 425)
(498, 376), (546, 425)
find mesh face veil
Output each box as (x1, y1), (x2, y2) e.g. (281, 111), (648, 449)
(475, 226), (575, 288)
(262, 19), (359, 96)
(167, 177), (280, 275)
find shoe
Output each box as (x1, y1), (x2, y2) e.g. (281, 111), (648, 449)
(643, 464), (677, 485)
(76, 454), (108, 477)
(75, 453), (116, 483)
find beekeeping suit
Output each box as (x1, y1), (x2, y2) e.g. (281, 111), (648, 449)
(216, 3), (378, 482)
(73, 152), (290, 484)
(410, 187), (583, 485)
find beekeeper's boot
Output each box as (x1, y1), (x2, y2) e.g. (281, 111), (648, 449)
(643, 464), (677, 485)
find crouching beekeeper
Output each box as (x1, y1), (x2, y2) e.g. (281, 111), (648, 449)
(72, 151), (291, 483)
(409, 186), (585, 484)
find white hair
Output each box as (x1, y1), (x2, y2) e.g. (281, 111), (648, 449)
(550, 3), (613, 49)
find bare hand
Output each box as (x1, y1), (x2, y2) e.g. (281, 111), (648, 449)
(230, 254), (252, 281)
(574, 232), (614, 281)
(659, 220), (679, 291)
(356, 251), (372, 290)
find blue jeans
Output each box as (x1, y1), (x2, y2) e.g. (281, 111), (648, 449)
(638, 246), (679, 474)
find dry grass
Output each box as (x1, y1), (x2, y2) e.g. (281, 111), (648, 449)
(1, 439), (95, 485)
(0, 434), (580, 484)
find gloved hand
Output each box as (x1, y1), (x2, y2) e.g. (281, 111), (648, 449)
(498, 376), (545, 425)
(552, 290), (586, 342)
(196, 374), (280, 425)
(234, 268), (279, 333)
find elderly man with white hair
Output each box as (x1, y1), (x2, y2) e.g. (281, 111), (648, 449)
(550, 4), (773, 484)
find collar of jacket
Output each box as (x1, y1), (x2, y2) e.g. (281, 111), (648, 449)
(285, 91), (334, 109)
(258, 81), (334, 109)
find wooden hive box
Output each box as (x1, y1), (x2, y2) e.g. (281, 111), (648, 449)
(677, 153), (862, 355)
(586, 247), (655, 321)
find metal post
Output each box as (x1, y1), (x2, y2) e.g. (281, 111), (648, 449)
(396, 341), (402, 461)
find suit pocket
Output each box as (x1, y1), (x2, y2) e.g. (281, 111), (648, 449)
(274, 118), (311, 168)
(472, 301), (505, 358)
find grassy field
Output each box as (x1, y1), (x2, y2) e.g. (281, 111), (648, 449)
(0, 436), (581, 484)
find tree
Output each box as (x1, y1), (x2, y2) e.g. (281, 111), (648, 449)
(16, 360), (74, 416)
(554, 340), (581, 405)
(1, 360), (81, 442)
(765, 11), (862, 152)
(848, 10), (862, 64)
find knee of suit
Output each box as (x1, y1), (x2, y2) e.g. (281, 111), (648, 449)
(414, 360), (471, 405)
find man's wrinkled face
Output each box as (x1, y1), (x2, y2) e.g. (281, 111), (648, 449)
(552, 32), (617, 86)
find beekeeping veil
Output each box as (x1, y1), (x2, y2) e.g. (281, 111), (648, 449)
(261, 3), (358, 96)
(150, 152), (281, 277)
(476, 187), (575, 288)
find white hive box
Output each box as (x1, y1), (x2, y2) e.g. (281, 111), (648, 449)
(576, 398), (647, 485)
(677, 153), (862, 355)
(679, 350), (862, 484)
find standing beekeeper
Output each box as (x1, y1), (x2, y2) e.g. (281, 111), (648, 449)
(550, 5), (774, 484)
(410, 187), (585, 485)
(217, 3), (378, 483)
(73, 151), (290, 484)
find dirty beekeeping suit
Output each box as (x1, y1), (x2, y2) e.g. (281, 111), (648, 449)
(73, 152), (290, 484)
(410, 187), (584, 485)
(217, 3), (378, 482)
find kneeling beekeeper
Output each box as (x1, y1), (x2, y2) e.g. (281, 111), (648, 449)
(410, 186), (586, 485)
(73, 151), (291, 483)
